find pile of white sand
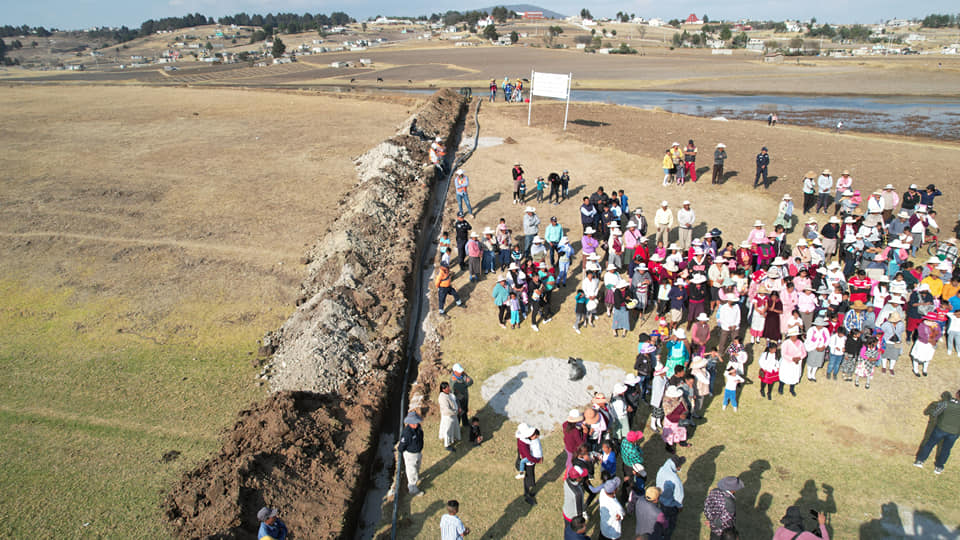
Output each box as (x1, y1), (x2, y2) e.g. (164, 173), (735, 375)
(480, 357), (629, 433)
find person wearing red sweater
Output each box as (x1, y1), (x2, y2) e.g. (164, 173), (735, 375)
(563, 410), (588, 470)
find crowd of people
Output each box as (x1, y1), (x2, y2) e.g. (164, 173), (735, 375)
(490, 77), (527, 103)
(417, 152), (960, 539)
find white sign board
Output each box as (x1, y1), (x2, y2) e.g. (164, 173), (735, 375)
(531, 71), (570, 99)
(528, 70), (574, 130)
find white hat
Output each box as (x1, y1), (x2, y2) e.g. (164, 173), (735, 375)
(661, 200), (669, 207)
(435, 136), (443, 142)
(635, 263), (648, 271)
(525, 206), (536, 213)
(697, 313), (709, 321)
(691, 274), (707, 284)
(682, 200), (691, 206)
(588, 253), (602, 261)
(613, 383), (627, 395)
(665, 385), (683, 398)
(787, 328), (802, 337)
(515, 423), (536, 439)
(828, 261), (841, 270)
(716, 143), (726, 148)
(559, 236), (569, 245)
(889, 296), (905, 304)
(456, 168), (464, 175)
(611, 229), (622, 236)
(469, 231), (479, 238)
(533, 236), (543, 243)
(607, 263), (617, 271)
(482, 227), (494, 235)
(828, 216), (841, 224)
(587, 262), (602, 272)
(884, 184), (895, 190)
(753, 220), (764, 227)
(917, 283), (930, 292)
(898, 211), (910, 219)
(452, 363), (464, 373)
(617, 278), (630, 288)
(624, 373), (641, 385)
(673, 328), (686, 339)
(910, 183), (919, 189)
(509, 262), (520, 270)
(585, 226), (596, 234)
(672, 141), (680, 146)
(888, 239), (904, 249)
(782, 194), (792, 200)
(844, 217), (855, 223)
(668, 243), (680, 251)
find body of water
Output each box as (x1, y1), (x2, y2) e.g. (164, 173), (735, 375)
(567, 90), (960, 140)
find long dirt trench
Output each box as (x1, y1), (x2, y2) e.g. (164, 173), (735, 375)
(162, 89), (472, 539)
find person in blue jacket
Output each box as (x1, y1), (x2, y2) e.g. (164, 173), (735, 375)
(256, 507), (287, 540)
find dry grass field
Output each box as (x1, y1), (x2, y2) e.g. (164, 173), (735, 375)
(0, 86), (414, 537)
(378, 101), (960, 538)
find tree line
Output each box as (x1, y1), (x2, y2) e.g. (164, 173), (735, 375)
(922, 13), (960, 28)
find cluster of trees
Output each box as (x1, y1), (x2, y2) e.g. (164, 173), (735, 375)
(425, 9), (516, 28)
(139, 13), (214, 35)
(86, 26), (139, 44)
(217, 12), (353, 33)
(0, 38), (21, 65)
(614, 12), (634, 23)
(1, 25), (53, 37)
(922, 13), (960, 28)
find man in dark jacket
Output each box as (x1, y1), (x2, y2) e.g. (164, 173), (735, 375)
(454, 212), (472, 271)
(634, 333), (655, 400)
(914, 388), (960, 474)
(450, 363), (473, 428)
(754, 147), (770, 189)
(397, 412), (425, 496)
(703, 476), (744, 539)
(580, 197), (597, 232)
(902, 184), (921, 214)
(564, 516), (589, 540)
(712, 143), (727, 184)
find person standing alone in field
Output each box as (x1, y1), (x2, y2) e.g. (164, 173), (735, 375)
(754, 146), (770, 189)
(914, 388), (960, 475)
(712, 143), (727, 184)
(454, 169), (473, 217)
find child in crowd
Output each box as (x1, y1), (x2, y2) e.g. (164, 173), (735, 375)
(840, 328), (862, 381)
(573, 289), (587, 334)
(508, 292), (520, 329)
(826, 327), (847, 379)
(535, 176), (545, 203)
(469, 417), (483, 446)
(722, 365), (745, 412)
(855, 335), (880, 389)
(438, 231), (451, 266)
(599, 440), (617, 481)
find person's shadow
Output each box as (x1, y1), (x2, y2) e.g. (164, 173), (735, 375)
(679, 444), (725, 538)
(720, 170), (738, 185)
(858, 501), (960, 539)
(735, 459), (775, 538)
(472, 192), (500, 214)
(389, 498), (445, 539)
(481, 450), (566, 538)
(791, 479), (837, 538)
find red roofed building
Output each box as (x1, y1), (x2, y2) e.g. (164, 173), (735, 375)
(685, 13), (703, 24)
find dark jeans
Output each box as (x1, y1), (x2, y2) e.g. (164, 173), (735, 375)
(438, 286), (460, 311)
(662, 505), (681, 539)
(754, 167), (767, 188)
(816, 193), (832, 213)
(803, 192), (816, 214)
(457, 241), (468, 270)
(549, 185), (561, 203)
(523, 462), (537, 500)
(498, 304), (509, 325)
(712, 163), (724, 183)
(917, 427), (958, 469)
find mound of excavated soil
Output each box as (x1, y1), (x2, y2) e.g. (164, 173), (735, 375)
(163, 392), (368, 538)
(163, 89), (467, 539)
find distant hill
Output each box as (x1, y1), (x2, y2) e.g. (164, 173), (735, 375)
(477, 5), (567, 20)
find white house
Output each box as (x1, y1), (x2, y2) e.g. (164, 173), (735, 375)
(477, 16), (495, 28)
(648, 18), (665, 27)
(747, 38), (765, 51)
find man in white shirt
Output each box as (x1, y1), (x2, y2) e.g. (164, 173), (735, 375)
(815, 170), (833, 214)
(716, 298), (741, 353)
(677, 201), (695, 251)
(598, 478), (625, 539)
(655, 201), (674, 247)
(439, 500), (469, 540)
(865, 191), (884, 228)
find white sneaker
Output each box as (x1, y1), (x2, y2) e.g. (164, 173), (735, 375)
(722, 404), (727, 410)
(531, 325), (539, 332)
(733, 407), (739, 412)
(914, 461), (924, 468)
(515, 472), (525, 479)
(543, 318), (552, 323)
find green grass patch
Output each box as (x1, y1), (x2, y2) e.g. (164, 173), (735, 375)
(0, 279), (263, 536)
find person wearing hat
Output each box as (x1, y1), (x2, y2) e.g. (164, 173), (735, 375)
(669, 142), (685, 184)
(703, 476), (744, 537)
(754, 146), (770, 189)
(435, 260), (463, 315)
(799, 171), (816, 215)
(814, 169), (833, 214)
(662, 385), (690, 448)
(779, 328), (806, 396)
(656, 455), (686, 537)
(655, 201), (674, 247)
(936, 237), (959, 266)
(514, 423), (543, 504)
(774, 506), (828, 539)
(529, 235), (548, 265)
(429, 136), (446, 171)
(880, 183), (900, 222)
(864, 190), (885, 228)
(648, 364), (669, 433)
(805, 317), (831, 381)
(901, 183), (921, 214)
(819, 216), (840, 262)
(450, 364), (474, 429)
(712, 143), (727, 184)
(774, 193), (794, 232)
(544, 215), (563, 266)
(677, 201), (695, 251)
(397, 411), (425, 496)
(633, 486), (668, 538)
(521, 206), (540, 256)
(491, 274), (510, 328)
(598, 477), (626, 539)
(906, 283), (935, 341)
(562, 410), (588, 470)
(453, 212), (472, 271)
(913, 388), (960, 475)
(453, 168), (473, 217)
(465, 230), (482, 281)
(581, 226), (600, 271)
(480, 228), (497, 274)
(612, 278), (632, 337)
(256, 507), (288, 540)
(438, 382), (461, 451)
(556, 236), (575, 287)
(912, 312), (943, 377)
(921, 183), (942, 210)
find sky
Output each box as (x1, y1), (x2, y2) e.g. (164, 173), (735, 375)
(4, 0), (958, 30)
